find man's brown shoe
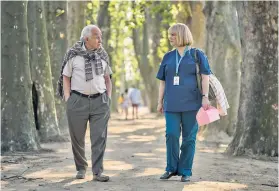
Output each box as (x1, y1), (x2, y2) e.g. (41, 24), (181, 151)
(76, 170), (86, 179)
(93, 174), (110, 182)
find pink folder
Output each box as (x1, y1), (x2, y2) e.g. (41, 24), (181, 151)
(196, 106), (220, 126)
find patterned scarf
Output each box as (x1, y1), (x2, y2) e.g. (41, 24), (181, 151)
(56, 41), (109, 98)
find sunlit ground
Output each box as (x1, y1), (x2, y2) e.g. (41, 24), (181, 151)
(183, 181), (248, 191)
(1, 107), (278, 191)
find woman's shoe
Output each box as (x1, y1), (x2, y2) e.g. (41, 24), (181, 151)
(181, 175), (191, 182)
(160, 171), (177, 180)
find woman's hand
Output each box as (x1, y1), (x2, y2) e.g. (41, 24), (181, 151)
(157, 102), (164, 114)
(202, 97), (210, 110)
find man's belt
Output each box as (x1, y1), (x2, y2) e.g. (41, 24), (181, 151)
(71, 90), (102, 98)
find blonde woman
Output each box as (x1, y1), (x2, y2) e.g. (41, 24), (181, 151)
(156, 23), (211, 182)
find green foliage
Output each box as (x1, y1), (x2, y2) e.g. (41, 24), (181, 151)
(150, 1), (173, 25)
(172, 2), (192, 23)
(152, 1), (175, 60)
(108, 1), (142, 93)
(55, 9), (65, 17)
(85, 1), (99, 25)
(158, 30), (171, 59)
(84, 0), (178, 93)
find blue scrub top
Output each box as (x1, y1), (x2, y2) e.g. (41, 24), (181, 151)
(156, 48), (211, 112)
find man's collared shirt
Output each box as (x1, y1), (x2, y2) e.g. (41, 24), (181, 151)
(63, 45), (112, 95)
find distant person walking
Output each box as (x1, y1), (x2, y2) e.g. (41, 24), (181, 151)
(118, 93), (124, 114)
(122, 89), (130, 120)
(129, 88), (141, 119)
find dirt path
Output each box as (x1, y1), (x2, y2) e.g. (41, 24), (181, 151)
(1, 108), (278, 191)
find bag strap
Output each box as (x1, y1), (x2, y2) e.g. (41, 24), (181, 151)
(194, 48), (199, 74)
(192, 48), (202, 93)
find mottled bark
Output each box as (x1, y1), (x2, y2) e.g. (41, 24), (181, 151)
(201, 2), (241, 141)
(27, 1), (61, 142)
(174, 2), (206, 49)
(227, 1), (278, 157)
(174, 2), (192, 24)
(44, 1), (69, 136)
(67, 1), (86, 47)
(1, 1), (40, 151)
(189, 2), (206, 48)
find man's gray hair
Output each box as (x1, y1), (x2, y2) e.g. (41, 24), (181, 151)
(80, 25), (98, 42)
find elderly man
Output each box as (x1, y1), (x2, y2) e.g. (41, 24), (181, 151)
(57, 25), (112, 182)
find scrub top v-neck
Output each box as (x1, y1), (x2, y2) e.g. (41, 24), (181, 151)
(156, 48), (211, 112)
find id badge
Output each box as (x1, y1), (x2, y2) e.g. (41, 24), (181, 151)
(173, 76), (180, 85)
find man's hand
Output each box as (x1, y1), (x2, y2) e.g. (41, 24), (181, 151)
(63, 75), (71, 102)
(104, 75), (112, 99)
(107, 92), (111, 99)
(65, 94), (70, 102)
(157, 102), (164, 114)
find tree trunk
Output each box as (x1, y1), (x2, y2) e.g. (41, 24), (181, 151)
(132, 2), (160, 112)
(200, 2), (241, 141)
(189, 2), (206, 49)
(174, 2), (206, 49)
(97, 1), (110, 53)
(1, 1), (40, 151)
(67, 1), (86, 47)
(148, 3), (163, 112)
(97, 1), (118, 112)
(44, 1), (69, 137)
(27, 1), (61, 142)
(227, 1), (278, 157)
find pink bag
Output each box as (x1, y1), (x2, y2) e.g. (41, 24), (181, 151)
(196, 106), (220, 126)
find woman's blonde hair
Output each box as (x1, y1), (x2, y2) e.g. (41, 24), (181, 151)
(168, 23), (193, 46)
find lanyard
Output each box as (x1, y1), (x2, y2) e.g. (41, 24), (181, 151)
(175, 46), (190, 75)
